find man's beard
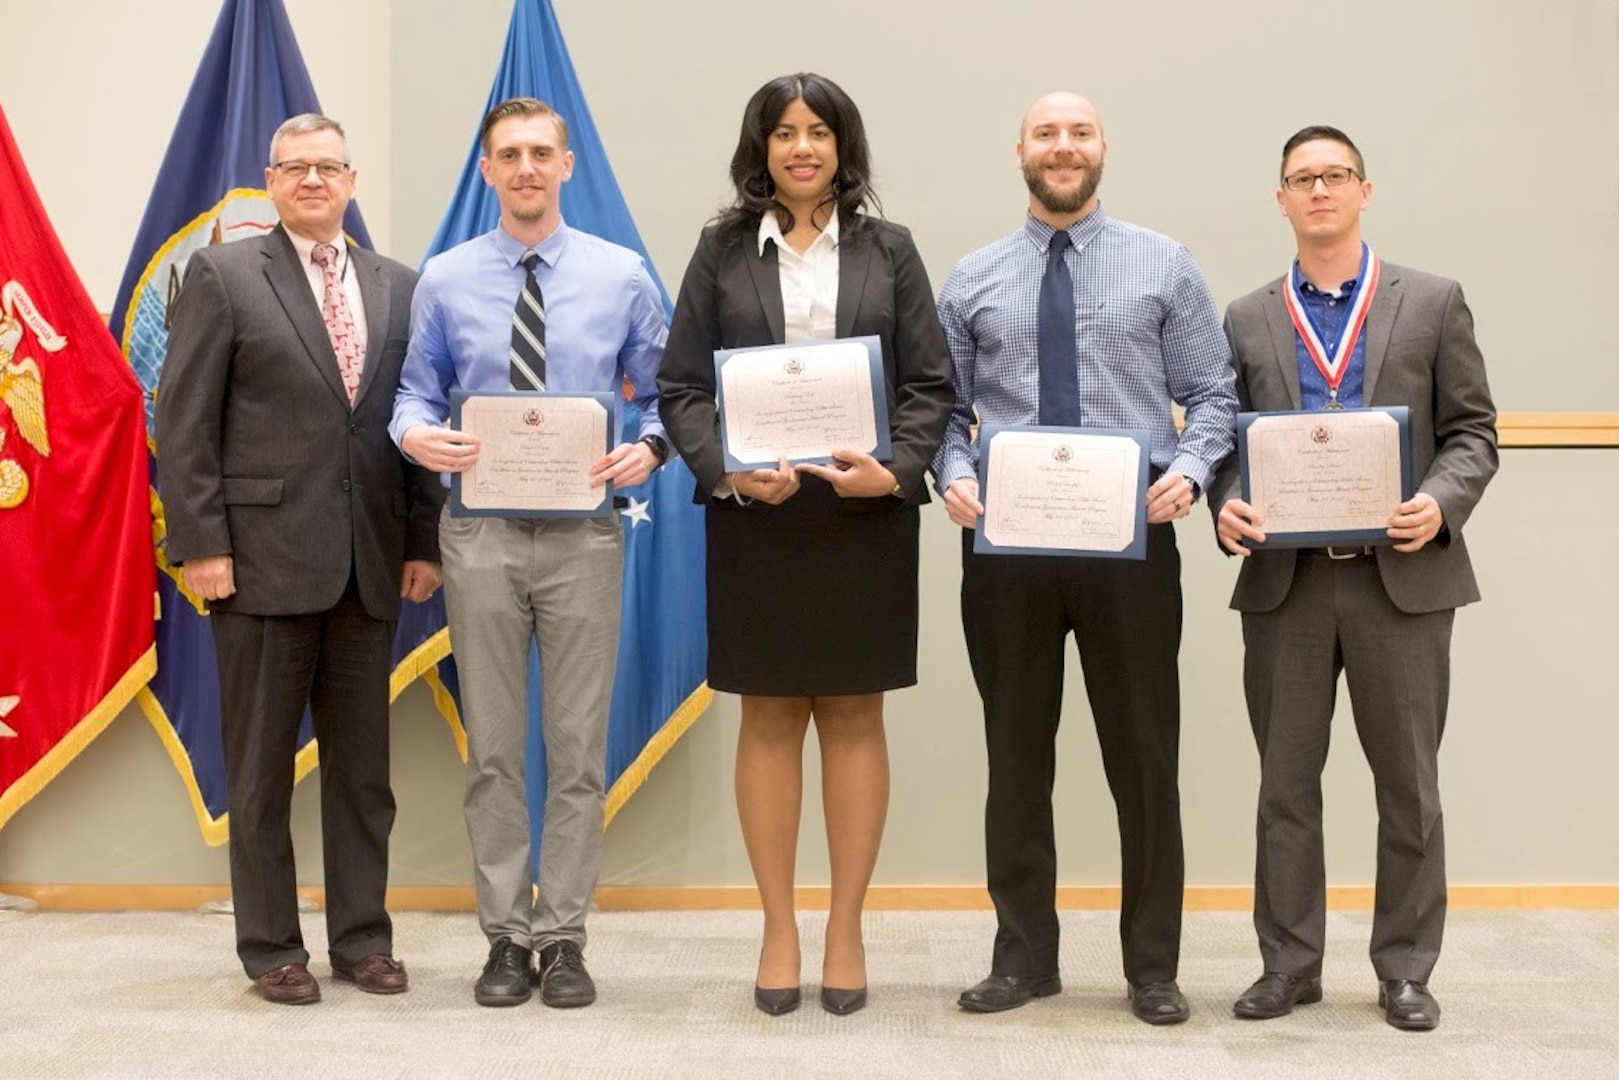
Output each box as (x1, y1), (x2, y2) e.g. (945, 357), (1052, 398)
(1022, 156), (1103, 215)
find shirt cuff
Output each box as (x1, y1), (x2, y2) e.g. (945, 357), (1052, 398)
(1167, 454), (1213, 496)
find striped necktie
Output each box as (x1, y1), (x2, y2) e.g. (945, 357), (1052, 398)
(510, 251), (546, 391)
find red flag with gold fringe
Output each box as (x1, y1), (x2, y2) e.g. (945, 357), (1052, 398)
(0, 104), (156, 829)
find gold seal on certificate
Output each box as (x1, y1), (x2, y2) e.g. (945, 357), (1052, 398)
(1238, 407), (1411, 545)
(714, 335), (891, 470)
(974, 426), (1152, 559)
(450, 391), (614, 517)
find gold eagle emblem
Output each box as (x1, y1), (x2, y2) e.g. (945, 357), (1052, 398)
(0, 281), (66, 509)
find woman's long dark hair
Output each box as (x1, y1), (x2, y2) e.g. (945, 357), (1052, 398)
(714, 72), (880, 246)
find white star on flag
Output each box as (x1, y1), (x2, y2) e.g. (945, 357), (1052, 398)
(0, 695), (18, 738)
(623, 496), (652, 527)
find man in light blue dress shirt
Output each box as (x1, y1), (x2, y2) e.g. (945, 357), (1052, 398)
(933, 92), (1236, 1025)
(390, 97), (667, 1009)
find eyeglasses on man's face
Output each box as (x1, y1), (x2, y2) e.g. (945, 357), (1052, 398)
(1282, 166), (1360, 192)
(272, 159), (350, 181)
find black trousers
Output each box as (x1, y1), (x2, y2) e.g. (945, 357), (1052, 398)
(211, 572), (397, 978)
(961, 524), (1185, 985)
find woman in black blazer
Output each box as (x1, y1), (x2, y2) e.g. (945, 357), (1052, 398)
(658, 72), (952, 1017)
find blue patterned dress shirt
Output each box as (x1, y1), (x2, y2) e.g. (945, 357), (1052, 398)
(932, 208), (1236, 494)
(1291, 262), (1367, 410)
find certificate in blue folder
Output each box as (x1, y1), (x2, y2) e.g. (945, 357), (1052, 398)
(973, 425), (1152, 560)
(448, 390), (616, 519)
(1236, 406), (1413, 548)
(714, 335), (891, 472)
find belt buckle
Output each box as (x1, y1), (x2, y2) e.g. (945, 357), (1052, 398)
(1326, 545), (1367, 559)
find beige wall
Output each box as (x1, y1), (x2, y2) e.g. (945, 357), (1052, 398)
(1, 0), (1615, 890)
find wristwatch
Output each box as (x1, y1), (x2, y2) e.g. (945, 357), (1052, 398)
(638, 434), (670, 469)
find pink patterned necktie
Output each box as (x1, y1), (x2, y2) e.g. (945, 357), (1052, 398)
(312, 243), (363, 402)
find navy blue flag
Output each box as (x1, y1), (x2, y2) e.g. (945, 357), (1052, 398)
(108, 0), (455, 842)
(423, 0), (711, 870)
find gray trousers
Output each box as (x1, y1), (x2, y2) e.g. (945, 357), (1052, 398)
(1242, 554), (1453, 984)
(439, 509), (623, 950)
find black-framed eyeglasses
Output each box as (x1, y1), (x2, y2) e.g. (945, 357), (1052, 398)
(272, 159), (349, 180)
(1282, 167), (1360, 192)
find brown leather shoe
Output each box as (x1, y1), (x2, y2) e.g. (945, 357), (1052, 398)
(333, 953), (409, 994)
(254, 962), (321, 1005)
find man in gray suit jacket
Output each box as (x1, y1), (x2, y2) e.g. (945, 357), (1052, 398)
(1209, 125), (1497, 1032)
(156, 114), (444, 1005)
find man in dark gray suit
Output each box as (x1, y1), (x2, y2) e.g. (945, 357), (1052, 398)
(157, 114), (443, 1005)
(1210, 125), (1497, 1031)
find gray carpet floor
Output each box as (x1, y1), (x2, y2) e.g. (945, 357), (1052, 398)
(1, 907), (1615, 1079)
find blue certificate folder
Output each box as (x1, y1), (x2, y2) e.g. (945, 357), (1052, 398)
(972, 425), (1152, 560)
(1236, 406), (1413, 549)
(448, 391), (616, 519)
(714, 335), (891, 472)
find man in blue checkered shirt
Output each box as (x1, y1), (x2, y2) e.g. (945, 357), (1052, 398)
(934, 92), (1237, 1026)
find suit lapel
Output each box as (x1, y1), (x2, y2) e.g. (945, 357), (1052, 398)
(835, 233), (870, 339)
(1262, 284), (1303, 410)
(350, 245), (390, 407)
(1362, 267), (1402, 403)
(745, 241), (786, 343)
(263, 226), (351, 407)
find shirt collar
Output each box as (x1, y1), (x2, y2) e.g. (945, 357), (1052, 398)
(1023, 204), (1109, 254)
(285, 226), (347, 271)
(758, 207), (840, 257)
(1290, 260), (1358, 299)
(495, 218), (571, 269)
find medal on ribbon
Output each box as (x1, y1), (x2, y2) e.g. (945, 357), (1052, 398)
(1283, 243), (1379, 409)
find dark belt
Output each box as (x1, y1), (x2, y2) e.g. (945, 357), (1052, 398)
(1299, 545), (1374, 559)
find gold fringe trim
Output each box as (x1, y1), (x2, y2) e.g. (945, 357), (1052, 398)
(421, 667), (468, 763)
(604, 682), (715, 827)
(139, 681), (327, 850)
(389, 627), (451, 703)
(137, 687), (227, 847)
(0, 645), (157, 832)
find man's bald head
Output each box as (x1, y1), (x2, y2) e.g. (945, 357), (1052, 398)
(1020, 92), (1104, 141)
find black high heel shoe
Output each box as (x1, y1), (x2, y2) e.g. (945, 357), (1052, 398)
(754, 984), (802, 1015)
(819, 985), (868, 1015)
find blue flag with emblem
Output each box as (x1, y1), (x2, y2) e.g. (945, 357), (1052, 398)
(107, 0), (455, 842)
(424, 0), (711, 873)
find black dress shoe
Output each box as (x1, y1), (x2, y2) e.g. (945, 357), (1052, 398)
(1128, 980), (1190, 1025)
(1233, 972), (1323, 1020)
(754, 985), (801, 1015)
(475, 936), (533, 1006)
(958, 973), (1062, 1013)
(1380, 979), (1440, 1031)
(537, 940), (597, 1008)
(820, 986), (868, 1015)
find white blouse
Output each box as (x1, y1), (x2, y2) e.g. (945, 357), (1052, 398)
(757, 208), (839, 343)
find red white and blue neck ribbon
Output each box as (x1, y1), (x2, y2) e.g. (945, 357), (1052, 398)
(1283, 243), (1379, 404)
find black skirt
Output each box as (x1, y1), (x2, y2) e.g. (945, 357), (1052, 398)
(705, 476), (921, 697)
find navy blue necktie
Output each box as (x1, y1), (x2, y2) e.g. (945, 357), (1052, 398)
(1037, 230), (1080, 426)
